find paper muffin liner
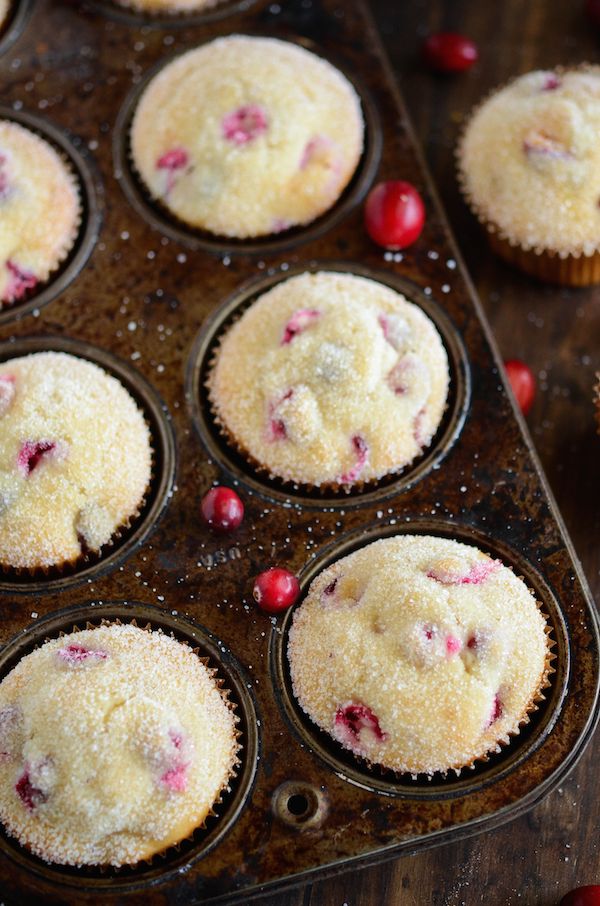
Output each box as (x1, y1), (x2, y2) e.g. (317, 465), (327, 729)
(456, 64), (600, 287)
(0, 418), (155, 580)
(204, 341), (444, 497)
(0, 124), (83, 310)
(13, 615), (242, 871)
(298, 590), (555, 782)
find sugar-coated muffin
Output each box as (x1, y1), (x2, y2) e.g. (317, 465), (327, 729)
(0, 352), (152, 571)
(458, 68), (600, 285)
(0, 623), (239, 866)
(131, 36), (364, 238)
(288, 535), (550, 774)
(208, 272), (449, 488)
(0, 120), (81, 306)
(113, 0), (222, 11)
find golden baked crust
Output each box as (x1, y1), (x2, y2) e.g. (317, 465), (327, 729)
(0, 623), (238, 866)
(131, 36), (364, 238)
(0, 352), (152, 570)
(208, 272), (449, 487)
(288, 535), (549, 774)
(459, 68), (600, 257)
(0, 120), (80, 306)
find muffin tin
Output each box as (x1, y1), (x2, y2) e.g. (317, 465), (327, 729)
(0, 0), (598, 903)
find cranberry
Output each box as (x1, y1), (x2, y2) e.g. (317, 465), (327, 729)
(253, 567), (300, 614)
(422, 32), (478, 74)
(364, 181), (425, 250)
(560, 887), (600, 906)
(586, 0), (600, 27)
(200, 486), (244, 533)
(504, 359), (536, 416)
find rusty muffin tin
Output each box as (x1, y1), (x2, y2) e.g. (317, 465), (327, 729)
(0, 0), (597, 904)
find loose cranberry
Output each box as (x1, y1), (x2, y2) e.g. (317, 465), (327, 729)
(586, 0), (600, 27)
(364, 181), (425, 250)
(200, 486), (244, 533)
(504, 359), (536, 416)
(253, 567), (300, 614)
(560, 886), (600, 906)
(422, 32), (478, 74)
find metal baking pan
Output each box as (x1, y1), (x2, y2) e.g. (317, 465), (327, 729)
(0, 0), (597, 902)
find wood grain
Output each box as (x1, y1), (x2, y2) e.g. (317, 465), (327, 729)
(258, 2), (600, 904)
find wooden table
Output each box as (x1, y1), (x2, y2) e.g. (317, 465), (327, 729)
(260, 2), (600, 904)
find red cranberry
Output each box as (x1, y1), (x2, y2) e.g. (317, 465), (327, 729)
(422, 32), (478, 74)
(253, 567), (300, 614)
(586, 0), (600, 27)
(504, 359), (536, 416)
(200, 486), (244, 533)
(560, 886), (600, 906)
(364, 181), (425, 250)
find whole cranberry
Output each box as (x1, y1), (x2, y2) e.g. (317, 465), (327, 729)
(200, 486), (244, 533)
(504, 359), (536, 416)
(586, 0), (600, 27)
(560, 886), (600, 906)
(253, 568), (300, 614)
(422, 32), (478, 73)
(364, 180), (425, 250)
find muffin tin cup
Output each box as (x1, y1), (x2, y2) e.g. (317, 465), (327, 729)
(0, 106), (103, 327)
(0, 601), (260, 892)
(0, 336), (176, 594)
(0, 0), (32, 58)
(186, 261), (471, 509)
(113, 35), (382, 256)
(271, 518), (569, 799)
(84, 0), (261, 29)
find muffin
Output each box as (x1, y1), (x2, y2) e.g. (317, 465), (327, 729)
(0, 351), (152, 571)
(0, 120), (81, 307)
(113, 0), (223, 11)
(130, 36), (364, 238)
(0, 622), (239, 866)
(208, 272), (449, 488)
(288, 535), (550, 775)
(458, 67), (600, 285)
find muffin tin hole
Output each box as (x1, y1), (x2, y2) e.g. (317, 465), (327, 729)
(186, 262), (470, 510)
(113, 36), (382, 256)
(0, 107), (102, 327)
(0, 336), (175, 594)
(85, 0), (259, 28)
(270, 518), (570, 799)
(0, 601), (259, 891)
(272, 781), (328, 830)
(0, 1), (32, 57)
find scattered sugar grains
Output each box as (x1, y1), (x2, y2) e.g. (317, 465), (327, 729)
(0, 352), (152, 570)
(0, 624), (238, 866)
(288, 535), (550, 775)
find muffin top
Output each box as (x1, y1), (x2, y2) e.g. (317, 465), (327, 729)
(208, 272), (449, 487)
(0, 120), (81, 306)
(0, 352), (152, 570)
(131, 36), (364, 238)
(288, 535), (549, 775)
(0, 623), (238, 866)
(459, 68), (600, 256)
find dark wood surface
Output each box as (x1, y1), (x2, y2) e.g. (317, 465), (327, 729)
(258, 2), (600, 905)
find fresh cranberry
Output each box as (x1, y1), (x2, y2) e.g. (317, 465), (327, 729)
(200, 486), (244, 533)
(560, 886), (600, 906)
(16, 768), (47, 811)
(156, 148), (189, 172)
(422, 32), (478, 73)
(586, 0), (600, 27)
(333, 702), (387, 752)
(253, 567), (300, 614)
(281, 309), (320, 345)
(222, 105), (268, 145)
(504, 359), (536, 416)
(364, 181), (425, 250)
(17, 441), (56, 476)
